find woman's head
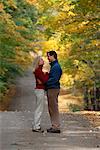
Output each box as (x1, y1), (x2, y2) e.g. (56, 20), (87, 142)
(38, 57), (44, 66)
(33, 56), (44, 72)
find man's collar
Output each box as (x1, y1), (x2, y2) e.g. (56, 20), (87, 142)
(50, 60), (58, 66)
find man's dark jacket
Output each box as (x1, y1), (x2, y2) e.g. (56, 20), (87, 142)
(46, 60), (62, 89)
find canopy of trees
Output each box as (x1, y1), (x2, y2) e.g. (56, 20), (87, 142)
(35, 0), (99, 110)
(0, 0), (38, 95)
(34, 0), (99, 87)
(0, 0), (99, 110)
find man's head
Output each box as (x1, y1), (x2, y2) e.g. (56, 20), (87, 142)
(47, 50), (57, 62)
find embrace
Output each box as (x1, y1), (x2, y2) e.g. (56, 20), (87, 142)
(32, 50), (62, 133)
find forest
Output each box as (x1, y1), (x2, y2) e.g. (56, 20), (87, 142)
(0, 0), (99, 110)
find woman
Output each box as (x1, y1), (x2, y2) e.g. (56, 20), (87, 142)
(32, 56), (49, 132)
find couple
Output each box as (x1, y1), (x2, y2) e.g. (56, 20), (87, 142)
(32, 51), (62, 133)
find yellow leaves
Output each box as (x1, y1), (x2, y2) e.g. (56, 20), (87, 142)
(0, 3), (4, 12)
(58, 43), (72, 59)
(55, 11), (75, 27)
(7, 0), (17, 10)
(55, 12), (68, 20)
(60, 1), (75, 12)
(60, 73), (74, 87)
(65, 23), (79, 33)
(58, 12), (67, 20)
(58, 2), (76, 18)
(45, 39), (57, 50)
(26, 0), (37, 5)
(16, 26), (26, 30)
(0, 68), (7, 75)
(74, 63), (94, 82)
(0, 11), (16, 34)
(43, 39), (58, 51)
(14, 34), (26, 44)
(65, 20), (90, 34)
(32, 39), (59, 53)
(78, 21), (90, 32)
(37, 0), (76, 29)
(81, 21), (89, 26)
(73, 60), (79, 66)
(0, 12), (10, 22)
(36, 0), (52, 12)
(68, 11), (75, 17)
(83, 39), (100, 51)
(15, 47), (33, 66)
(62, 5), (70, 12)
(91, 39), (100, 47)
(5, 26), (15, 35)
(15, 50), (32, 67)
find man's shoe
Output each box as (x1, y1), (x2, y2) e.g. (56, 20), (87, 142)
(32, 128), (44, 133)
(47, 128), (61, 133)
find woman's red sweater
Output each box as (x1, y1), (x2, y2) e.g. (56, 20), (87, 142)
(34, 65), (49, 89)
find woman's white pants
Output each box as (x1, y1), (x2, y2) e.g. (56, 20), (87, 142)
(32, 89), (45, 130)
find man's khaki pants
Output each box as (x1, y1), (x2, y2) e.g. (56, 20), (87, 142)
(47, 89), (60, 129)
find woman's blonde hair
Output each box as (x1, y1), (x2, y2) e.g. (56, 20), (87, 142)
(33, 56), (40, 72)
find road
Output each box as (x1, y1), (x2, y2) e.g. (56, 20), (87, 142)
(0, 67), (100, 150)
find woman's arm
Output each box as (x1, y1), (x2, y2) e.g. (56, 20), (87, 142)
(34, 68), (49, 84)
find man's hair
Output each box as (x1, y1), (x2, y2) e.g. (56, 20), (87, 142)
(47, 50), (57, 59)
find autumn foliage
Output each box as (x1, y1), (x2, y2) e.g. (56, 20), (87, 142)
(0, 0), (38, 97)
(0, 0), (99, 110)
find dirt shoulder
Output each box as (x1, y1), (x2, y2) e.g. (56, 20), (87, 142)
(0, 85), (16, 111)
(81, 111), (100, 128)
(59, 89), (100, 129)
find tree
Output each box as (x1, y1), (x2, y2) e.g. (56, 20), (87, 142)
(0, 0), (38, 96)
(34, 0), (100, 110)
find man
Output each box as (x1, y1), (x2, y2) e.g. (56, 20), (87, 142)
(46, 50), (62, 133)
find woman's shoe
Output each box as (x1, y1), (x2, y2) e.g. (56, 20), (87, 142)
(32, 128), (44, 133)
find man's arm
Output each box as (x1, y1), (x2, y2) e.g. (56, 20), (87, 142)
(46, 66), (61, 85)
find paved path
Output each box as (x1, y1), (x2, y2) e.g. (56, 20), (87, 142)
(0, 67), (100, 150)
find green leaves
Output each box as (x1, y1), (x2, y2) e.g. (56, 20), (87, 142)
(0, 0), (38, 96)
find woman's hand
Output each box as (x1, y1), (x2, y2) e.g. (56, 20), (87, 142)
(37, 79), (42, 84)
